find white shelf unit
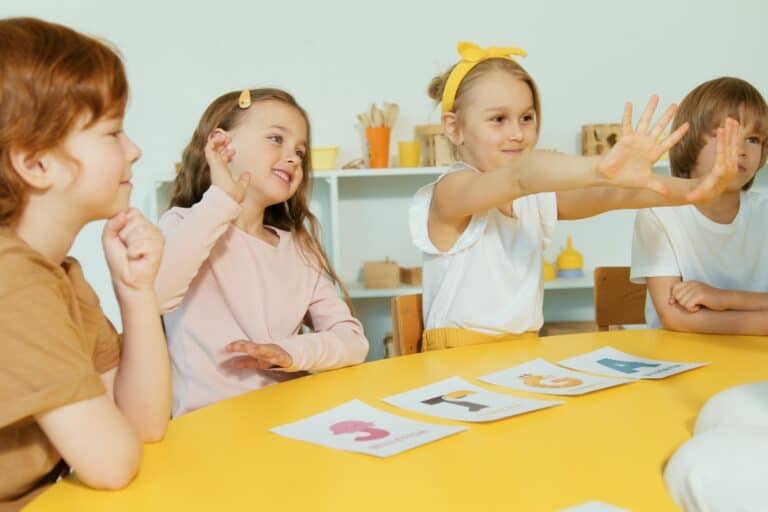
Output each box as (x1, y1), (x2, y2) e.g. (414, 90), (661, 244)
(150, 163), (768, 361)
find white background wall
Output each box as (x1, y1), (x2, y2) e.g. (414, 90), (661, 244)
(3, 0), (766, 333)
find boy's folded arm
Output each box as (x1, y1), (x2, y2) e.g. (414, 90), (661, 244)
(719, 290), (768, 311)
(35, 395), (142, 490)
(155, 186), (241, 313)
(648, 276), (768, 335)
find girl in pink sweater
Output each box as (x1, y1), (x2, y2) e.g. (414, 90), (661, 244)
(156, 88), (369, 417)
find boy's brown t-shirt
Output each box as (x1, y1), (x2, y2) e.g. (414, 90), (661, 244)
(0, 228), (121, 509)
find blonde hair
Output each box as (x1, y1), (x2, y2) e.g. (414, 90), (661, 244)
(670, 77), (768, 190)
(428, 58), (542, 135)
(169, 88), (352, 305)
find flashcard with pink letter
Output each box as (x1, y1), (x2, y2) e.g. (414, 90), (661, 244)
(270, 399), (466, 457)
(479, 358), (631, 395)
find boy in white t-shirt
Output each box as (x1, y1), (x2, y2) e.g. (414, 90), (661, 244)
(631, 77), (768, 335)
(630, 77), (768, 511)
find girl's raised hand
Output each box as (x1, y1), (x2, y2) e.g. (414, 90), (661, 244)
(205, 129), (250, 203)
(685, 118), (739, 203)
(102, 208), (164, 297)
(224, 340), (293, 370)
(597, 95), (689, 196)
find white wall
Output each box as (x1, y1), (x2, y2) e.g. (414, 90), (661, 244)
(3, 0), (766, 332)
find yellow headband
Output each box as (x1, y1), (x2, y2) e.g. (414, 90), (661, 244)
(441, 41), (527, 113)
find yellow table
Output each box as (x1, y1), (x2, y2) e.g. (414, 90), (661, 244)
(28, 330), (768, 512)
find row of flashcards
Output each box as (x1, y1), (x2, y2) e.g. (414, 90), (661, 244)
(271, 347), (707, 457)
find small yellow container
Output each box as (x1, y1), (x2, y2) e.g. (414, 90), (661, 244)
(398, 140), (421, 168)
(311, 146), (339, 171)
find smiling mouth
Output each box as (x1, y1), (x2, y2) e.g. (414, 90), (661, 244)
(272, 169), (292, 184)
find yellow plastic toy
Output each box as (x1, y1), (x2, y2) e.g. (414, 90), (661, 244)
(542, 259), (556, 281)
(556, 236), (584, 278)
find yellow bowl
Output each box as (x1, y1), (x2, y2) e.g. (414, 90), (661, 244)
(311, 146), (339, 171)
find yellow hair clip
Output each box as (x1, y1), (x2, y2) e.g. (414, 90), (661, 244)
(238, 89), (251, 109)
(441, 41), (527, 113)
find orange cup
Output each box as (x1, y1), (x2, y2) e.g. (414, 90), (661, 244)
(365, 126), (391, 168)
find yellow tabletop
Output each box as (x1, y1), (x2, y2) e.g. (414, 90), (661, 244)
(28, 330), (768, 512)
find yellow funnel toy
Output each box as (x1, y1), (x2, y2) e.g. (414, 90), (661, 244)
(556, 236), (584, 278)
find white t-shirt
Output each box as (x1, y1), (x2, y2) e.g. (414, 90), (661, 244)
(631, 191), (768, 328)
(409, 162), (557, 334)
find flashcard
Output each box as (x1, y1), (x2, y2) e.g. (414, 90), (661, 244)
(479, 358), (631, 395)
(560, 502), (631, 511)
(558, 346), (708, 379)
(270, 399), (466, 457)
(382, 376), (561, 422)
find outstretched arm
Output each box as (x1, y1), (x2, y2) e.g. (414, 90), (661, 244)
(557, 116), (739, 219)
(431, 95), (687, 225)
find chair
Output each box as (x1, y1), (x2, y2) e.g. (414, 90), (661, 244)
(390, 294), (424, 355)
(594, 266), (647, 330)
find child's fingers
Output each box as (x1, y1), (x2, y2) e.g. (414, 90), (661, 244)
(225, 356), (272, 370)
(125, 239), (159, 260)
(635, 94), (659, 133)
(656, 122), (689, 156)
(226, 340), (254, 353)
(621, 102), (633, 136)
(102, 211), (128, 242)
(726, 118), (740, 172)
(649, 103), (678, 140)
(237, 172), (251, 188)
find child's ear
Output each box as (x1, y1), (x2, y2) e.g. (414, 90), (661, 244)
(442, 112), (463, 146)
(8, 147), (55, 191)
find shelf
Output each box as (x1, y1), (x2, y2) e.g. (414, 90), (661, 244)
(344, 273), (594, 299)
(314, 166), (447, 179)
(544, 274), (594, 289)
(346, 283), (421, 299)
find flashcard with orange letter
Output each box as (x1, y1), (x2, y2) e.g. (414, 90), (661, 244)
(479, 358), (631, 396)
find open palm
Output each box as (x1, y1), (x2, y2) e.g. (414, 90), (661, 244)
(597, 95), (689, 196)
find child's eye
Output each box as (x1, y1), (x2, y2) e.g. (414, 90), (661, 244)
(746, 136), (762, 144)
(296, 149), (306, 159)
(490, 115), (505, 123)
(268, 134), (283, 144)
(521, 113), (535, 123)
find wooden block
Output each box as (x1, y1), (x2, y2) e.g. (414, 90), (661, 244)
(399, 267), (422, 286)
(363, 259), (400, 288)
(582, 124), (621, 156)
(415, 124), (455, 166)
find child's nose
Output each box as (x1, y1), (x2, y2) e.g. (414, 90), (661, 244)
(507, 122), (523, 141)
(737, 138), (747, 157)
(284, 152), (299, 165)
(125, 135), (142, 163)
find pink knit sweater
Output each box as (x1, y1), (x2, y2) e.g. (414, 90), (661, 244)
(156, 186), (368, 417)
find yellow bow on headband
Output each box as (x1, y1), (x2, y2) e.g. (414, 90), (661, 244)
(441, 41), (528, 113)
